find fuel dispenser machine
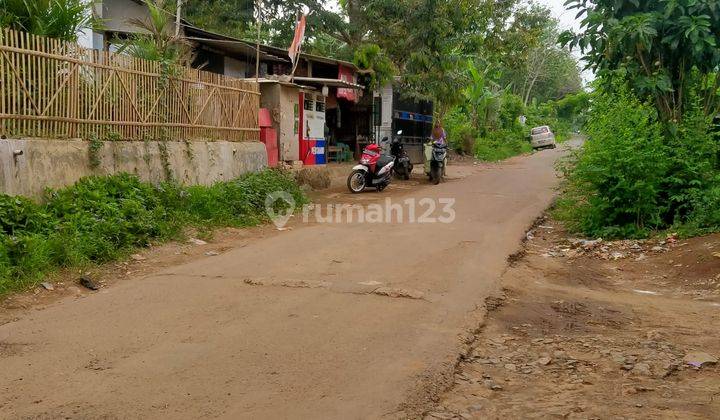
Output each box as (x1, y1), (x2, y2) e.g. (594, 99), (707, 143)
(298, 90), (326, 165)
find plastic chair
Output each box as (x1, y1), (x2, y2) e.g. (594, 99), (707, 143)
(339, 143), (352, 162)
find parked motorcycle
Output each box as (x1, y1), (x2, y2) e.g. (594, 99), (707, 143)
(347, 142), (395, 193)
(424, 139), (448, 185)
(388, 130), (413, 180)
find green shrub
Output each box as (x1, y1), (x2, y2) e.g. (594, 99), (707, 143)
(661, 103), (718, 223)
(176, 169), (306, 228)
(474, 128), (532, 162)
(556, 85), (720, 238)
(445, 91), (571, 161)
(46, 174), (174, 258)
(555, 92), (590, 130)
(682, 178), (720, 235)
(0, 169), (306, 295)
(556, 87), (666, 237)
(445, 107), (477, 154)
(498, 92), (525, 132)
(0, 0), (97, 41)
(0, 195), (53, 235)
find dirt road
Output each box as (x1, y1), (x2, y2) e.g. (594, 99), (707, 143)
(0, 147), (566, 419)
(429, 217), (720, 419)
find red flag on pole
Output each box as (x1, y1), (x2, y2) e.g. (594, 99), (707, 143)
(288, 14), (306, 65)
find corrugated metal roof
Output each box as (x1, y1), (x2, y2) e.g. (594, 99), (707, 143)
(257, 44), (359, 71)
(184, 36), (287, 63)
(182, 25), (288, 62)
(291, 77), (364, 90)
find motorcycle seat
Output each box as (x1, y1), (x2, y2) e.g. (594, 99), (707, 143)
(375, 155), (394, 171)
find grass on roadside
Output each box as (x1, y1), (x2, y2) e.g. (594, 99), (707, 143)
(0, 170), (307, 295)
(474, 130), (533, 162)
(553, 84), (720, 240)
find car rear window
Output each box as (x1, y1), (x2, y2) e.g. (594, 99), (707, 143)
(531, 127), (549, 135)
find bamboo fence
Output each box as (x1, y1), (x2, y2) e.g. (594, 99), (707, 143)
(0, 28), (260, 142)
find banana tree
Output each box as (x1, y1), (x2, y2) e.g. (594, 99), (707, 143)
(464, 60), (502, 135)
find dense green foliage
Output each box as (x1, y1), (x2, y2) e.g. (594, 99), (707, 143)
(561, 0), (720, 121)
(556, 86), (720, 238)
(184, 0), (254, 40)
(556, 0), (720, 239)
(0, 0), (96, 41)
(351, 43), (395, 90)
(0, 171), (306, 294)
(525, 92), (590, 143)
(444, 58), (587, 161)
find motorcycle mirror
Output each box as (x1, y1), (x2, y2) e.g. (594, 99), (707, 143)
(381, 137), (389, 143)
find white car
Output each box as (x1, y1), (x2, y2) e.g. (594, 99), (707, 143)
(530, 126), (557, 150)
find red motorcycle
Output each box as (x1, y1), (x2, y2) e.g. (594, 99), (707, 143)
(347, 142), (395, 193)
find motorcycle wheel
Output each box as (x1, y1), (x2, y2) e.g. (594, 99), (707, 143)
(347, 170), (367, 194)
(431, 166), (441, 185)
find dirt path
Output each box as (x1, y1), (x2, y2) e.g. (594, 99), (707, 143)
(0, 148), (567, 419)
(427, 217), (720, 419)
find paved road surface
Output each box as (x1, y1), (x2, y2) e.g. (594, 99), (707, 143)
(0, 146), (567, 419)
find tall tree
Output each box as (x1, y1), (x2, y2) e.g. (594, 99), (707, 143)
(184, 0), (255, 39)
(385, 0), (484, 119)
(182, 0), (582, 117)
(560, 0), (720, 121)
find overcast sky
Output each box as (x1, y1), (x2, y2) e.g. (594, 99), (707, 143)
(535, 0), (593, 83)
(536, 0), (582, 32)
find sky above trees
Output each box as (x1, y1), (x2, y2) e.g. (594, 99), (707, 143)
(534, 0), (593, 83)
(536, 0), (582, 32)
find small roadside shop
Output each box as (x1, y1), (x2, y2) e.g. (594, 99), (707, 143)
(259, 75), (364, 166)
(373, 82), (434, 164)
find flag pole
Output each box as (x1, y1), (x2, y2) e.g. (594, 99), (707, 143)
(289, 10), (303, 82)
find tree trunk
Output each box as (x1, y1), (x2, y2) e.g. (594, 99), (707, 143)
(175, 0), (184, 37)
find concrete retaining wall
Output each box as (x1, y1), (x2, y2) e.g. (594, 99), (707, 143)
(0, 138), (268, 198)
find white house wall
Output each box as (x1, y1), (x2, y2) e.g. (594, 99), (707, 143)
(280, 85), (300, 161)
(102, 0), (178, 34)
(374, 82), (393, 142)
(77, 0), (104, 49)
(77, 0), (181, 50)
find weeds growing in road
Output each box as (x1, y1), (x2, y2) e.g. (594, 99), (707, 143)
(0, 170), (307, 295)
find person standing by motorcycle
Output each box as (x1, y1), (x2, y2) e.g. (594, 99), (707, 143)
(431, 122), (447, 146)
(425, 122), (449, 184)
